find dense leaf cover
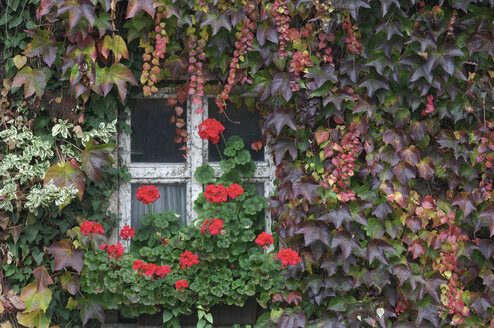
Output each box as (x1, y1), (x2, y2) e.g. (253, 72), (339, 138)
(1, 0), (494, 327)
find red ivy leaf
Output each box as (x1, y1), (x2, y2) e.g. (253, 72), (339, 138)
(286, 292), (302, 306)
(382, 130), (405, 152)
(315, 130), (329, 145)
(399, 145), (420, 165)
(296, 222), (331, 246)
(31, 266), (54, 292)
(393, 162), (416, 185)
(12, 67), (51, 98)
(408, 239), (425, 260)
(251, 141), (263, 152)
(125, 0), (155, 18)
(43, 160), (86, 200)
(80, 140), (115, 182)
(47, 239), (84, 273)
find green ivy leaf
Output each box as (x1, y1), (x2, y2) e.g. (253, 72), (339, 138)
(11, 67), (51, 98)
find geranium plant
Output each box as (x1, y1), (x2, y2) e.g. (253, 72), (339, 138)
(74, 120), (299, 326)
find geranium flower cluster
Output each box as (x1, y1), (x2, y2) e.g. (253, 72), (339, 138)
(175, 279), (189, 293)
(277, 248), (302, 269)
(255, 232), (274, 249)
(120, 225), (135, 240)
(80, 220), (104, 237)
(201, 218), (224, 235)
(198, 118), (225, 144)
(133, 260), (171, 279)
(136, 185), (160, 205)
(100, 242), (124, 260)
(179, 250), (199, 269)
(204, 184), (244, 204)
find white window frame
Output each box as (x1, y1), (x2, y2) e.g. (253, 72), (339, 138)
(117, 89), (275, 247)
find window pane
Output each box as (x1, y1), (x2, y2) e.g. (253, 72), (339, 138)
(208, 98), (264, 162)
(131, 98), (187, 163)
(131, 184), (187, 229)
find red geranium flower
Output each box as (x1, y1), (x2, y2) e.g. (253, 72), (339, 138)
(204, 184), (229, 203)
(80, 220), (105, 237)
(133, 260), (144, 271)
(136, 185), (160, 205)
(120, 225), (135, 240)
(277, 248), (301, 269)
(227, 184), (244, 199)
(143, 263), (157, 277)
(201, 218), (224, 235)
(104, 242), (124, 260)
(255, 232), (274, 249)
(175, 279), (189, 293)
(179, 250), (199, 269)
(155, 265), (171, 278)
(198, 118), (225, 144)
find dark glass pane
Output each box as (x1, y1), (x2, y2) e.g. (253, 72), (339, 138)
(131, 183), (187, 228)
(131, 98), (187, 163)
(208, 98), (264, 162)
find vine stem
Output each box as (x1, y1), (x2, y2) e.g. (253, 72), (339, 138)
(215, 143), (223, 161)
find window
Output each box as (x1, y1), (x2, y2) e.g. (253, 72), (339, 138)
(117, 89), (275, 244)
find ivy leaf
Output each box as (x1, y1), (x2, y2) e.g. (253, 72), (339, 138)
(306, 64), (337, 90)
(271, 73), (292, 101)
(58, 0), (96, 29)
(31, 266), (54, 292)
(417, 158), (435, 180)
(366, 238), (395, 265)
(424, 45), (464, 76)
(371, 202), (392, 221)
(12, 67), (51, 98)
(320, 204), (352, 229)
(478, 204), (494, 237)
(256, 22), (278, 46)
(399, 146), (420, 165)
(265, 110), (297, 135)
(393, 162), (416, 185)
(392, 265), (412, 286)
(425, 273), (448, 303)
(278, 309), (306, 328)
(23, 29), (57, 67)
(100, 35), (129, 64)
(478, 238), (494, 259)
(125, 0), (155, 18)
(382, 130), (405, 152)
(331, 230), (361, 260)
(452, 192), (477, 218)
(292, 180), (320, 202)
(21, 285), (52, 312)
(296, 222), (331, 246)
(271, 139), (297, 165)
(380, 0), (400, 16)
(46, 239), (84, 273)
(44, 160), (86, 200)
(201, 10), (232, 35)
(16, 309), (50, 328)
(79, 298), (105, 326)
(410, 121), (427, 141)
(408, 239), (425, 259)
(358, 79), (390, 97)
(416, 301), (439, 327)
(94, 63), (138, 102)
(81, 140), (115, 182)
(61, 271), (80, 295)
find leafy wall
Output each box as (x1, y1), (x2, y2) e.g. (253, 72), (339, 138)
(1, 0), (494, 327)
